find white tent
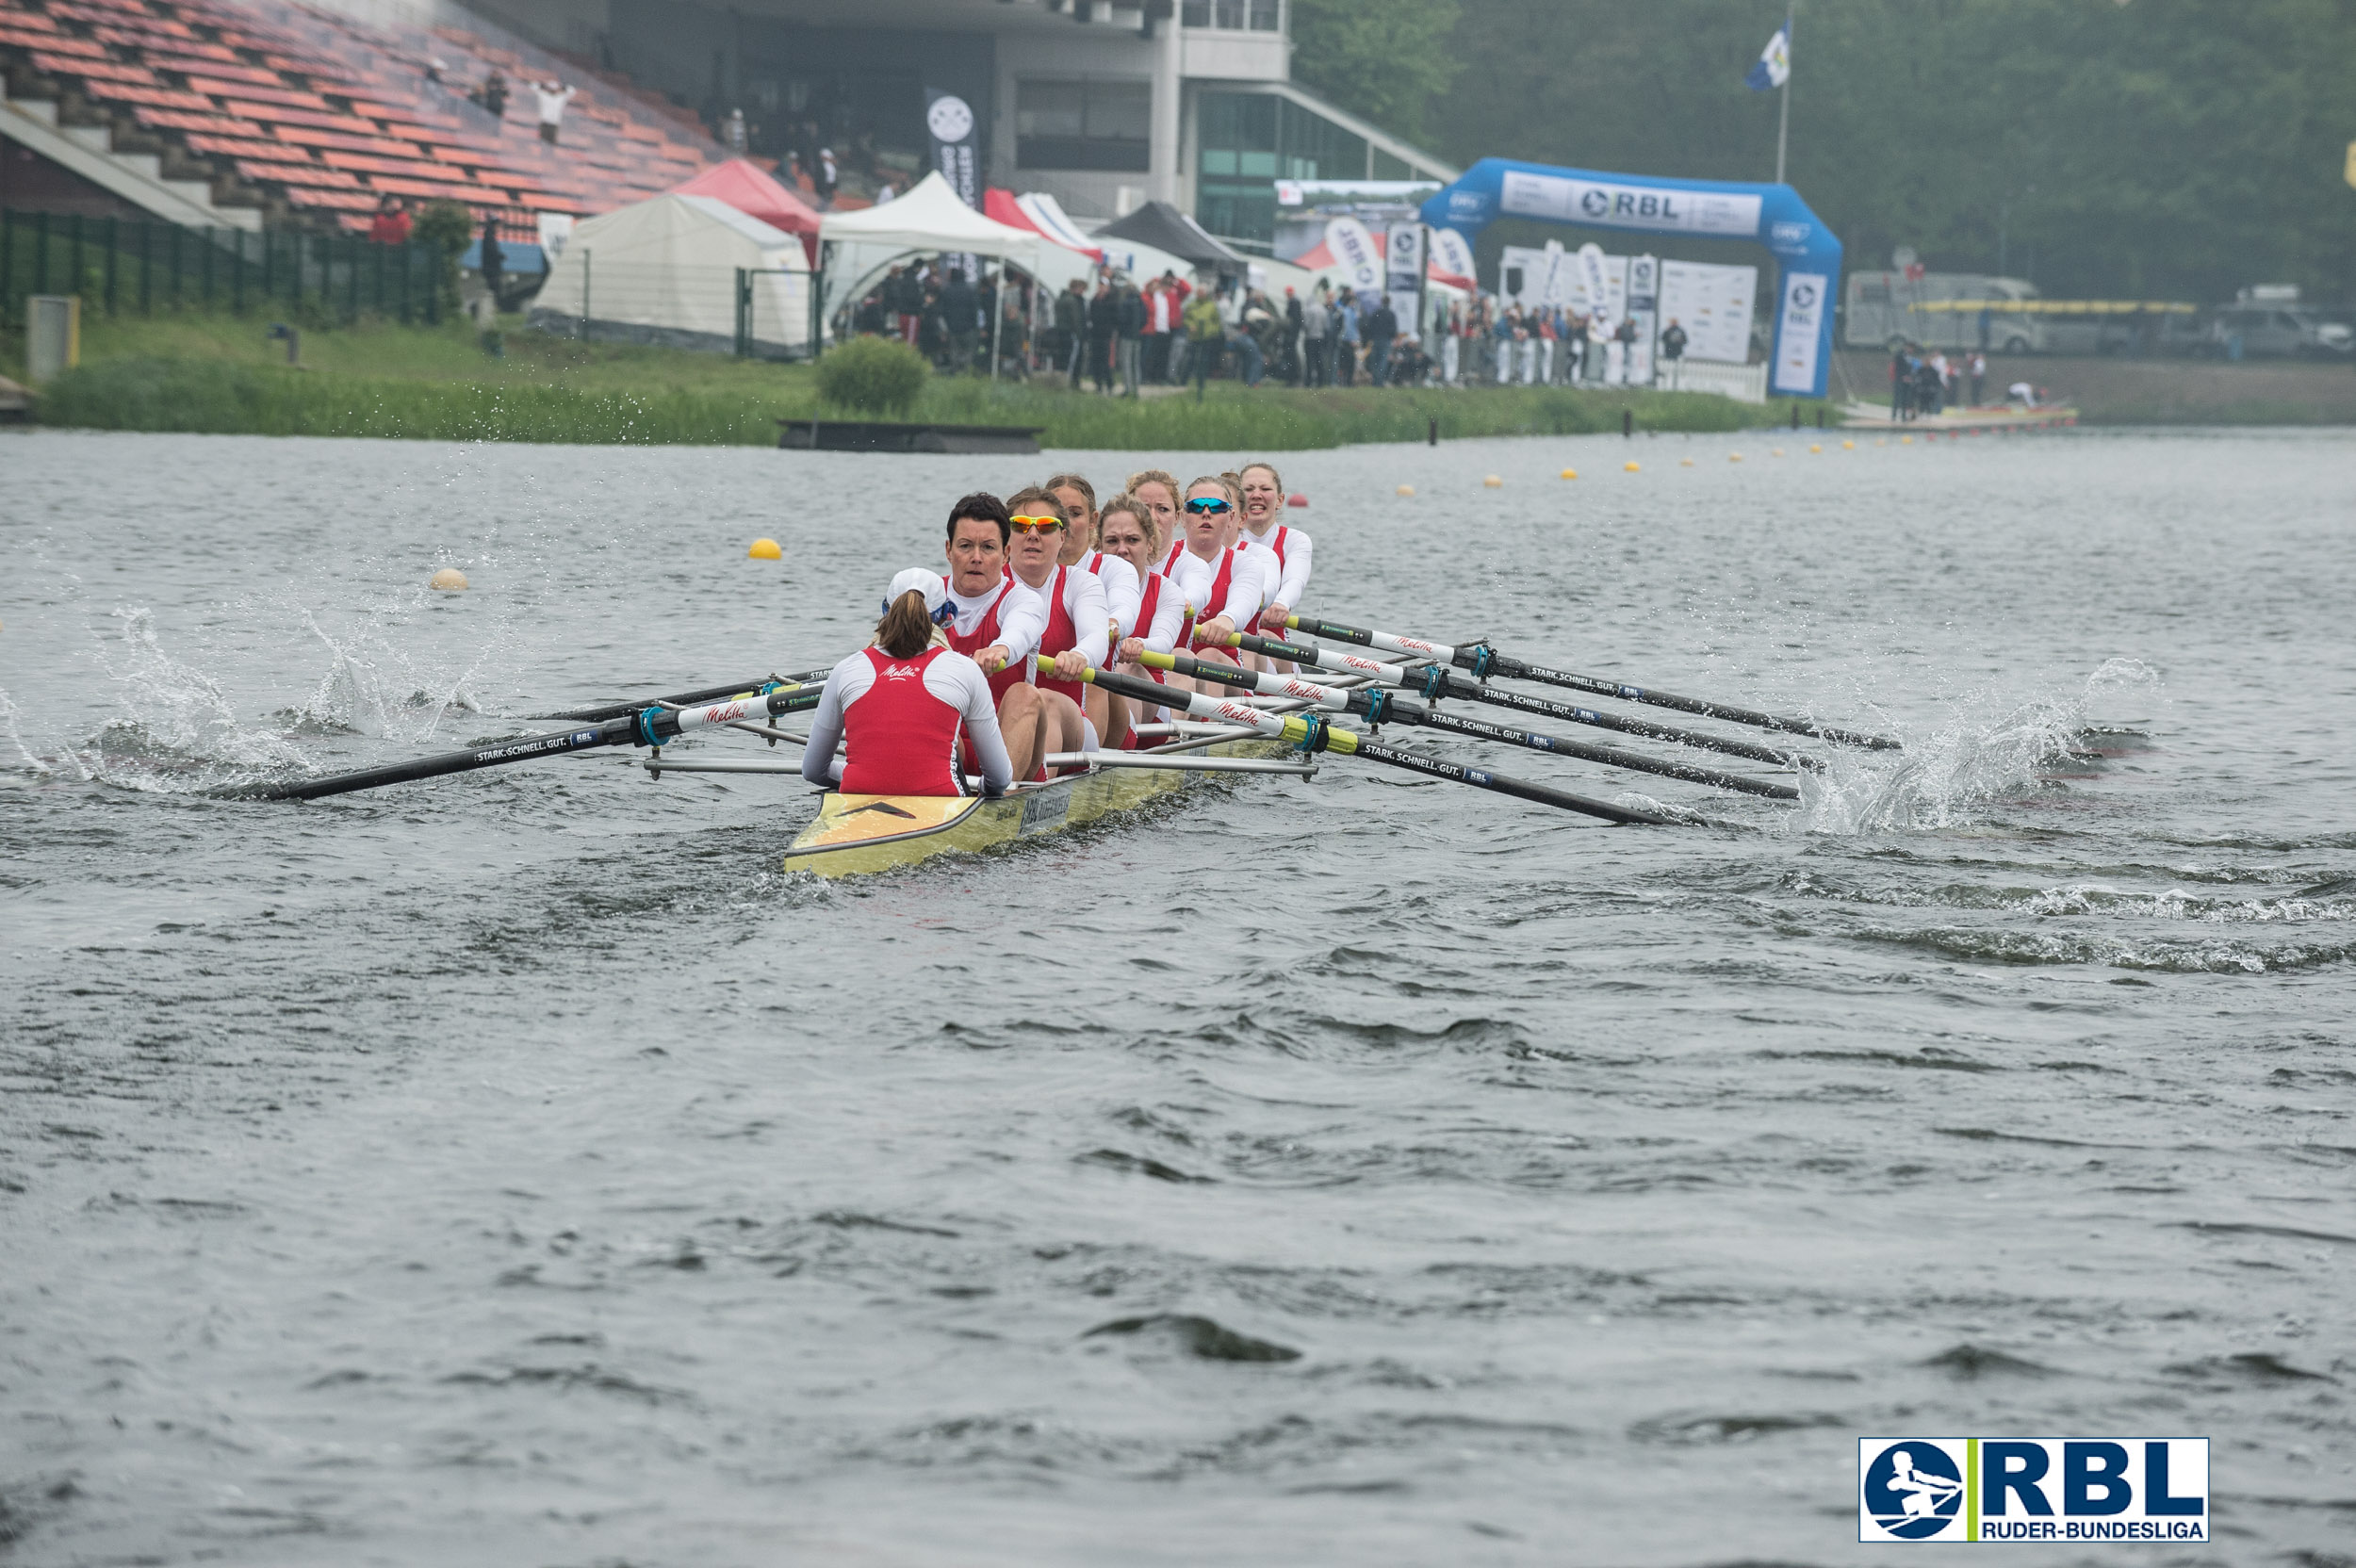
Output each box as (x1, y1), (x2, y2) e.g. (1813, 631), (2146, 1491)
(530, 194), (810, 358)
(819, 171), (1043, 339)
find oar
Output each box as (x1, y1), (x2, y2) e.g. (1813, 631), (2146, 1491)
(243, 683), (825, 801)
(532, 669), (833, 723)
(1150, 650), (1796, 801)
(1228, 631), (1812, 770)
(1284, 615), (1902, 750)
(1056, 660), (1678, 826)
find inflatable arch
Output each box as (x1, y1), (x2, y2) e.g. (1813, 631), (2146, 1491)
(1420, 158), (1842, 400)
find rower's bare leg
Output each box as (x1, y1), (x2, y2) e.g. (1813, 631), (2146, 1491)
(997, 685), (1048, 780)
(1102, 692), (1133, 752)
(1039, 690), (1088, 770)
(1083, 685), (1110, 746)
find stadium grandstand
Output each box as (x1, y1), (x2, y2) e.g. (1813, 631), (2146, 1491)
(1, 0), (724, 237)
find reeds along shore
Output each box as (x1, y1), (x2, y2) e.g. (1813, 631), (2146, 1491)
(32, 356), (1770, 449)
(10, 313), (1783, 450)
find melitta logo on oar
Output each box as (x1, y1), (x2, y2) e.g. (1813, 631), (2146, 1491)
(1857, 1437), (2208, 1544)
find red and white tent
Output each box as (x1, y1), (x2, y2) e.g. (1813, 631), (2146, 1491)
(669, 159), (823, 265)
(983, 188), (1101, 261)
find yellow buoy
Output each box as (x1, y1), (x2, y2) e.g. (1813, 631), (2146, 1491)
(1482, 474), (1503, 488)
(1808, 444), (1823, 453)
(1680, 457), (1694, 466)
(1771, 448), (1785, 457)
(1728, 452), (1743, 462)
(1900, 434), (1913, 445)
(1842, 439), (1857, 449)
(429, 567), (468, 592)
(1559, 467), (1578, 480)
(1623, 460), (1641, 473)
(1396, 483), (1416, 497)
(748, 537), (782, 560)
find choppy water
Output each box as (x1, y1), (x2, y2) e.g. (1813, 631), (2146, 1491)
(3, 426), (2351, 1566)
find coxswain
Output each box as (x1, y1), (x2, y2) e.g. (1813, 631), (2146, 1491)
(940, 491), (1054, 779)
(1047, 471), (1140, 649)
(1097, 490), (1189, 744)
(1003, 485), (1107, 772)
(801, 568), (1012, 797)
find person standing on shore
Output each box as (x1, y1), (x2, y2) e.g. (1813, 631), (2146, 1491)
(1969, 350), (1987, 406)
(1086, 277), (1119, 394)
(1334, 288), (1360, 387)
(1365, 293), (1398, 386)
(1116, 277), (1146, 398)
(1184, 284), (1225, 396)
(1055, 278), (1088, 384)
(1301, 286), (1331, 388)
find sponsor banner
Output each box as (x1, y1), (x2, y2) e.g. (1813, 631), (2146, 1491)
(1577, 242), (1618, 327)
(1384, 221), (1424, 327)
(1659, 260), (1758, 365)
(1772, 270), (1827, 394)
(1625, 253), (1659, 384)
(1858, 1438), (2208, 1544)
(925, 89), (979, 209)
(1429, 226), (1478, 288)
(1324, 217), (1383, 293)
(1499, 171), (1762, 239)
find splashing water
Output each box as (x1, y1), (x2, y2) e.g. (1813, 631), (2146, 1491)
(71, 608), (317, 791)
(1791, 668), (2120, 836)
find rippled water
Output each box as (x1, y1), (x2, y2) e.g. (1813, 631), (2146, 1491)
(4, 426), (2351, 1565)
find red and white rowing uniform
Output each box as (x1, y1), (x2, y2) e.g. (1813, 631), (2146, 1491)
(1182, 543), (1269, 649)
(1241, 520), (1311, 625)
(800, 643), (1012, 797)
(1014, 563), (1108, 710)
(1153, 542), (1214, 646)
(939, 574), (1046, 706)
(1120, 568), (1186, 657)
(1076, 549), (1140, 641)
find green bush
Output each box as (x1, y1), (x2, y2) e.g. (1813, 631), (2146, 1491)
(815, 335), (929, 416)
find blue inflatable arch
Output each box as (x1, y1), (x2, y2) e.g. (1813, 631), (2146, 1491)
(1420, 158), (1842, 400)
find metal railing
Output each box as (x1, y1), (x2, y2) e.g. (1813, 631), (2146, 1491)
(3, 209), (447, 325)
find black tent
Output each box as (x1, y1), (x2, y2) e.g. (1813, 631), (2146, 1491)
(1095, 201), (1248, 271)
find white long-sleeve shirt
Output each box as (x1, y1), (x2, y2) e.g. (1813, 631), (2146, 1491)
(1078, 550), (1139, 643)
(1156, 542), (1215, 619)
(1126, 570), (1188, 655)
(1014, 564), (1109, 674)
(1243, 521), (1312, 613)
(942, 576), (1047, 666)
(800, 645), (1012, 796)
(1180, 542), (1268, 634)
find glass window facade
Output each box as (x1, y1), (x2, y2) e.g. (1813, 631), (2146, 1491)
(1183, 0), (1281, 29)
(1196, 91), (1378, 246)
(1017, 78), (1151, 172)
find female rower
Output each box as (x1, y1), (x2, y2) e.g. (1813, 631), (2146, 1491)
(1177, 474), (1262, 669)
(1048, 470), (1139, 649)
(1125, 466), (1213, 617)
(802, 569), (1012, 798)
(1098, 490), (1189, 745)
(1003, 485), (1107, 770)
(1236, 459), (1309, 669)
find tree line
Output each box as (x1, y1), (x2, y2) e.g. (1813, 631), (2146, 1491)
(1292, 0), (2356, 305)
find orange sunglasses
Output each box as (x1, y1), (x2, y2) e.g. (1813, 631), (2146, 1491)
(1007, 514), (1068, 534)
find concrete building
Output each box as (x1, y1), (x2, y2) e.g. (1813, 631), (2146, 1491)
(462, 0), (1456, 250)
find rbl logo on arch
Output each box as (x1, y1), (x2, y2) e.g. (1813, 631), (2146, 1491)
(1858, 1437), (2208, 1544)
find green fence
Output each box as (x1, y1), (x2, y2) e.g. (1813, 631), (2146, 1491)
(2, 209), (445, 325)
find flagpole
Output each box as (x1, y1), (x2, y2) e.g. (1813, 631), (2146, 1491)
(1775, 5), (1794, 185)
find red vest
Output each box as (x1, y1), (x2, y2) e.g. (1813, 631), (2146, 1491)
(1027, 564), (1085, 708)
(942, 576), (1023, 707)
(1190, 547), (1239, 645)
(840, 646), (965, 796)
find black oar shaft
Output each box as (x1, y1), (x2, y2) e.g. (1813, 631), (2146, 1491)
(1285, 615), (1899, 751)
(1179, 652), (1793, 799)
(1347, 737), (1677, 825)
(1235, 632), (1808, 769)
(250, 689), (824, 801)
(1086, 663), (1675, 826)
(536, 669), (831, 723)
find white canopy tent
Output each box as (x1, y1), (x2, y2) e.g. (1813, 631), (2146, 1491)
(529, 194), (810, 358)
(818, 172), (1042, 354)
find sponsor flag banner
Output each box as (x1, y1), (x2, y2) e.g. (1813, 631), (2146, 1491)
(1323, 217), (1383, 294)
(1746, 18), (1792, 91)
(1858, 1438), (2208, 1544)
(1625, 253), (1659, 384)
(1384, 221), (1424, 326)
(1771, 269), (1826, 394)
(925, 90), (979, 209)
(1429, 226), (1478, 290)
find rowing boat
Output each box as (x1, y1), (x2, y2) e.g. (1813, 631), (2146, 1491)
(773, 734), (1297, 877)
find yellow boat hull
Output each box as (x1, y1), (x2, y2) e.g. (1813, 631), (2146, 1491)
(782, 738), (1288, 877)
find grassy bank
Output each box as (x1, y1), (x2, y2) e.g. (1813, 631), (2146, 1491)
(9, 309), (1805, 449)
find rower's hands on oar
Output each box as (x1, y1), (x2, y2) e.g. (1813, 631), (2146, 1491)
(973, 644), (1010, 674)
(1260, 604), (1291, 632)
(1198, 615), (1235, 645)
(1117, 635), (1147, 663)
(1050, 649), (1092, 681)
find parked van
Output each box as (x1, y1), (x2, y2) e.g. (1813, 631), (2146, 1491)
(1843, 271), (2040, 352)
